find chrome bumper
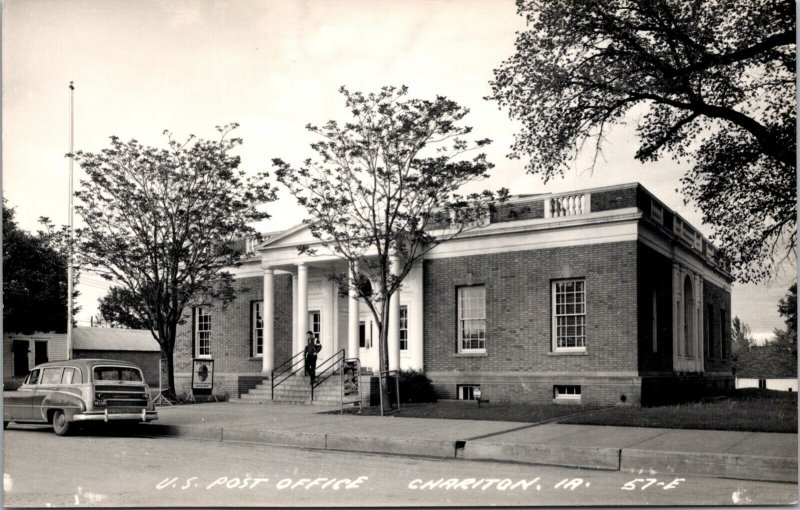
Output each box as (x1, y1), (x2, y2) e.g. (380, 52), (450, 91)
(72, 409), (158, 423)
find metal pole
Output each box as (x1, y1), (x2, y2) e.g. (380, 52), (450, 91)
(66, 81), (74, 359)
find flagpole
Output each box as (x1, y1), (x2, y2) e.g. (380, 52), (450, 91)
(67, 81), (74, 359)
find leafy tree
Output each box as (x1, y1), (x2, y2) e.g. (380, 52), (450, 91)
(731, 316), (754, 355)
(773, 282), (797, 354)
(97, 286), (150, 330)
(489, 0), (795, 282)
(274, 86), (506, 412)
(73, 125), (275, 396)
(3, 201), (79, 334)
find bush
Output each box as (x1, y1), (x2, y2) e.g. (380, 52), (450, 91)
(397, 370), (437, 403)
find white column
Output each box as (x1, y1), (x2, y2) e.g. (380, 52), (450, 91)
(388, 255), (401, 371)
(695, 272), (704, 372)
(348, 263), (360, 360)
(291, 273), (298, 353)
(262, 268), (274, 374)
(321, 279), (335, 359)
(297, 263), (308, 354)
(411, 264), (424, 371)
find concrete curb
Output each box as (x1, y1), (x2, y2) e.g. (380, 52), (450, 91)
(326, 433), (456, 458)
(146, 424), (223, 442)
(142, 423), (797, 483)
(621, 449), (799, 483)
(223, 428), (328, 449)
(463, 441), (621, 470)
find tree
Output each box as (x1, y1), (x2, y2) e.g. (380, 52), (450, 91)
(97, 286), (150, 330)
(773, 282), (797, 354)
(274, 86), (506, 412)
(731, 316), (754, 355)
(73, 125), (275, 396)
(3, 201), (78, 334)
(488, 0), (795, 282)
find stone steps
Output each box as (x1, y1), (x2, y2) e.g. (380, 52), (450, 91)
(238, 374), (350, 404)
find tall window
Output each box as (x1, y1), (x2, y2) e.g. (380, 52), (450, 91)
(706, 303), (715, 358)
(552, 279), (586, 351)
(195, 306), (211, 357)
(359, 321), (367, 348)
(400, 305), (408, 351)
(458, 285), (486, 352)
(719, 310), (727, 358)
(309, 311), (321, 341)
(252, 301), (263, 357)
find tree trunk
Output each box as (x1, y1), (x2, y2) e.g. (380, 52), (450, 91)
(159, 326), (177, 399)
(378, 299), (392, 414)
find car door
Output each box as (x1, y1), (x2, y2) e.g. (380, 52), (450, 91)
(32, 367), (63, 422)
(5, 369), (39, 421)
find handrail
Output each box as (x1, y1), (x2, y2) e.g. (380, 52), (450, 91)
(271, 349), (306, 400)
(311, 349), (345, 401)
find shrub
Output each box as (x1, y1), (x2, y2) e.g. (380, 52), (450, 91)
(397, 370), (437, 403)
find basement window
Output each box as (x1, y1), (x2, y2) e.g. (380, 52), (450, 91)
(458, 384), (480, 400)
(554, 385), (581, 402)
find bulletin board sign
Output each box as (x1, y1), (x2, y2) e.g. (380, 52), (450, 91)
(191, 359), (214, 392)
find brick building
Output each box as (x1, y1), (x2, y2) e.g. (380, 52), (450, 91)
(173, 183), (733, 405)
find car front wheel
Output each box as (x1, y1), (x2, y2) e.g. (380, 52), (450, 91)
(52, 410), (71, 436)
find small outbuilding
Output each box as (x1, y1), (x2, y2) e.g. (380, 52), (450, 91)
(72, 327), (161, 387)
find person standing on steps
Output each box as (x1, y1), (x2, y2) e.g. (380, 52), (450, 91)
(304, 330), (321, 385)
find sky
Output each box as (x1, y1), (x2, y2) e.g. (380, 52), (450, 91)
(2, 0), (795, 338)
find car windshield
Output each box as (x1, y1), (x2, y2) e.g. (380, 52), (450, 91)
(92, 366), (143, 382)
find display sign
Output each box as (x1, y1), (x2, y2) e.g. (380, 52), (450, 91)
(343, 360), (359, 396)
(191, 359), (214, 391)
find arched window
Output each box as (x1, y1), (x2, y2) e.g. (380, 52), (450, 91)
(683, 276), (694, 357)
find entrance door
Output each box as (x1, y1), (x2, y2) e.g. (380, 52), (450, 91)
(34, 341), (48, 365)
(13, 340), (29, 377)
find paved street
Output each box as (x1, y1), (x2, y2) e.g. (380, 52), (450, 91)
(3, 426), (797, 507)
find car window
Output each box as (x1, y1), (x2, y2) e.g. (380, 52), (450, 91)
(93, 367), (143, 382)
(61, 367), (82, 385)
(41, 367), (63, 385)
(27, 369), (40, 385)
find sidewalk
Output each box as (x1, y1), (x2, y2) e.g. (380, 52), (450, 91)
(143, 402), (798, 483)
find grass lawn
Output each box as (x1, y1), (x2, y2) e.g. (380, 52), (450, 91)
(558, 389), (797, 433)
(332, 389), (797, 433)
(334, 399), (606, 423)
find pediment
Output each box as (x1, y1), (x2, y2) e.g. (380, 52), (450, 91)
(258, 222), (320, 250)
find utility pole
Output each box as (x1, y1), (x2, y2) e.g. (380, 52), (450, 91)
(67, 81), (74, 359)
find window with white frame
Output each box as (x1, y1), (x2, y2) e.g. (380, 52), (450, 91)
(458, 285), (486, 352)
(552, 280), (586, 351)
(194, 306), (211, 357)
(309, 311), (321, 341)
(252, 301), (263, 357)
(400, 305), (408, 351)
(554, 385), (581, 401)
(458, 384), (480, 400)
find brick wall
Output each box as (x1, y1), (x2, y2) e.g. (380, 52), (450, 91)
(637, 242), (674, 372)
(174, 273), (294, 387)
(590, 185), (638, 212)
(422, 241), (639, 379)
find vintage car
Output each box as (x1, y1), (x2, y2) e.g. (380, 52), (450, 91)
(3, 358), (158, 435)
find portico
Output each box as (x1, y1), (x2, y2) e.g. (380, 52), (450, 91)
(257, 256), (424, 376)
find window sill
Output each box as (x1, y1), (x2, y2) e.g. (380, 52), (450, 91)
(249, 357), (263, 361)
(453, 352), (488, 357)
(547, 351), (588, 356)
